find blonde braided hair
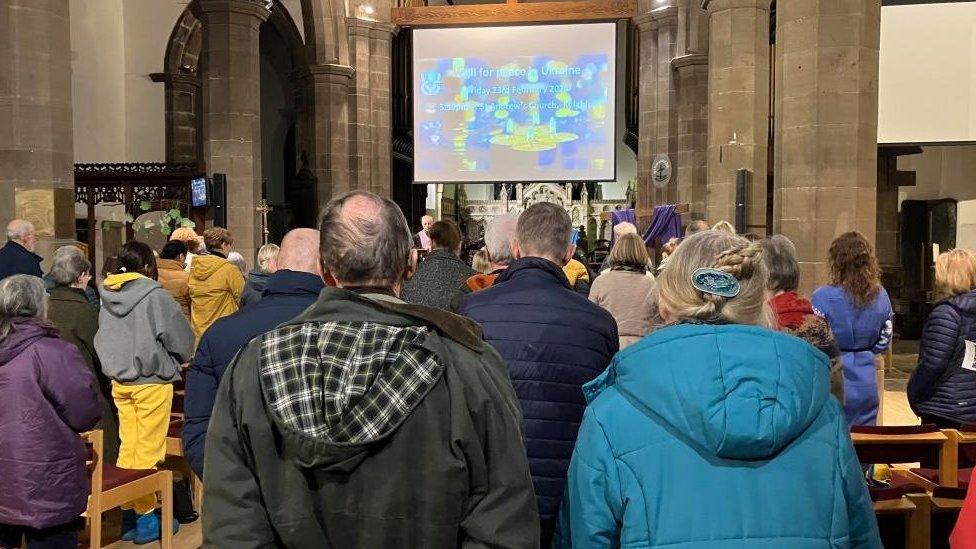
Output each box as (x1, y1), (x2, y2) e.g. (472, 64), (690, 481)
(658, 230), (773, 327)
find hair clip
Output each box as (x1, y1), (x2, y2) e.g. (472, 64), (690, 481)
(691, 268), (740, 298)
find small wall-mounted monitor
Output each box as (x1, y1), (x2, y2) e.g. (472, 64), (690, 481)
(190, 177), (208, 207)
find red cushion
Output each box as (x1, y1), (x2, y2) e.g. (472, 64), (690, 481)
(910, 467), (973, 487)
(871, 486), (909, 502)
(171, 393), (184, 414)
(888, 475), (928, 494)
(167, 419), (184, 438)
(102, 464), (156, 491)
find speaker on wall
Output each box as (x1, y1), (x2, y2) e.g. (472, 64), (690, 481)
(734, 169), (748, 235)
(212, 173), (227, 228)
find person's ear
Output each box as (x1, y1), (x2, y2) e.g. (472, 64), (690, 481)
(510, 238), (522, 260)
(403, 249), (419, 281)
(563, 244), (576, 266)
(268, 258), (279, 272)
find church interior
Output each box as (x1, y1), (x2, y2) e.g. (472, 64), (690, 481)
(4, 0), (976, 546)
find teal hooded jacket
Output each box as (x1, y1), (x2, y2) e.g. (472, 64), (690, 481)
(554, 323), (881, 548)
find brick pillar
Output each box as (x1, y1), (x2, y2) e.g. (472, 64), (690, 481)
(634, 12), (659, 225)
(152, 73), (203, 163)
(703, 0), (769, 230)
(0, 0), (76, 254)
(195, 0), (269, 261)
(348, 19), (395, 198)
(774, 0), (881, 292)
(673, 54), (709, 220)
(308, 63), (354, 202)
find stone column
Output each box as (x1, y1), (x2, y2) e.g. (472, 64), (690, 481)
(308, 63), (354, 202)
(673, 54), (709, 219)
(703, 0), (769, 230)
(634, 12), (659, 224)
(347, 18), (396, 198)
(0, 0), (76, 255)
(774, 0), (881, 291)
(151, 73), (203, 163)
(195, 0), (269, 261)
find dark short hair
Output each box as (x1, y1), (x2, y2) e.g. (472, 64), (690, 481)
(160, 240), (188, 260)
(760, 234), (800, 293)
(429, 219), (462, 252)
(516, 202), (572, 260)
(318, 191), (412, 287)
(204, 227), (233, 250)
(116, 241), (158, 280)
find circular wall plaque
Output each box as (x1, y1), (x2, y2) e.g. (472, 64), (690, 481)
(652, 154), (673, 189)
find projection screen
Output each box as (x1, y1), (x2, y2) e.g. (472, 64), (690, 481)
(412, 23), (617, 183)
(879, 2), (976, 143)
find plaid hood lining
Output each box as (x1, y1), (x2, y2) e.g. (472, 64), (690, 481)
(260, 321), (443, 444)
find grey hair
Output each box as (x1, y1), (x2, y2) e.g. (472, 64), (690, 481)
(319, 191), (412, 287)
(49, 248), (91, 287)
(227, 252), (248, 274)
(6, 219), (35, 241)
(516, 202), (572, 261)
(0, 275), (47, 342)
(761, 234), (800, 293)
(484, 213), (519, 266)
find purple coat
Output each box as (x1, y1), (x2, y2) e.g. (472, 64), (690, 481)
(0, 319), (102, 528)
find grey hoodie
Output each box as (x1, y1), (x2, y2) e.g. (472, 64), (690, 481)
(95, 276), (194, 385)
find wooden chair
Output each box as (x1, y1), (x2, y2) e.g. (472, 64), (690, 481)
(164, 416), (203, 510)
(82, 430), (174, 549)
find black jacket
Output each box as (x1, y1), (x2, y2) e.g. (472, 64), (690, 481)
(908, 291), (976, 424)
(0, 240), (42, 281)
(458, 257), (618, 526)
(202, 288), (539, 548)
(401, 250), (476, 310)
(183, 270), (324, 476)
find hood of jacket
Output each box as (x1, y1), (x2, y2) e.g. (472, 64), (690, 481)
(191, 254), (234, 281)
(943, 290), (976, 314)
(157, 258), (186, 272)
(495, 256), (571, 288)
(588, 323), (829, 460)
(257, 287), (484, 472)
(261, 269), (324, 298)
(100, 275), (161, 317)
(0, 318), (59, 365)
(247, 269), (272, 286)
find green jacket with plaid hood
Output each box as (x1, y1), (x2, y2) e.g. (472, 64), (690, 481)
(202, 287), (540, 548)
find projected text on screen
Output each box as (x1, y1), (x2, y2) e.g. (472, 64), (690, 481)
(413, 23), (617, 183)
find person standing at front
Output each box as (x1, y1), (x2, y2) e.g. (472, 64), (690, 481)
(94, 241), (194, 544)
(188, 227), (245, 346)
(555, 231), (880, 548)
(909, 248), (976, 429)
(459, 202), (618, 546)
(812, 232), (892, 426)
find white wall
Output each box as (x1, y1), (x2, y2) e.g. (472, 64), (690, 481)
(70, 0), (196, 163)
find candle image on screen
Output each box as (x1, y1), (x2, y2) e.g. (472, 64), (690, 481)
(412, 23), (617, 183)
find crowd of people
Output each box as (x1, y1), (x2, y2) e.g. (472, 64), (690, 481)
(0, 192), (975, 547)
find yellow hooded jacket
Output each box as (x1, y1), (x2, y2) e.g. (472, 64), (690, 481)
(187, 254), (245, 345)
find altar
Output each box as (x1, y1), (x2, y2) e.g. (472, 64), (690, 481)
(459, 182), (631, 249)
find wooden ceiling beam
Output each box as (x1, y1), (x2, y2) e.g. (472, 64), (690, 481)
(392, 0), (636, 27)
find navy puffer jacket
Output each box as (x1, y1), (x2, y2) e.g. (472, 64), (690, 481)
(459, 257), (618, 525)
(908, 291), (976, 424)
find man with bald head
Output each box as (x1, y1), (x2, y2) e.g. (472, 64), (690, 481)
(182, 228), (325, 476)
(203, 191), (538, 547)
(0, 219), (42, 280)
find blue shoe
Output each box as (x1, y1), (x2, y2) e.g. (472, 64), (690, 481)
(132, 512), (180, 545)
(120, 509), (138, 541)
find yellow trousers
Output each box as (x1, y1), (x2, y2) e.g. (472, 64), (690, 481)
(112, 382), (173, 514)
